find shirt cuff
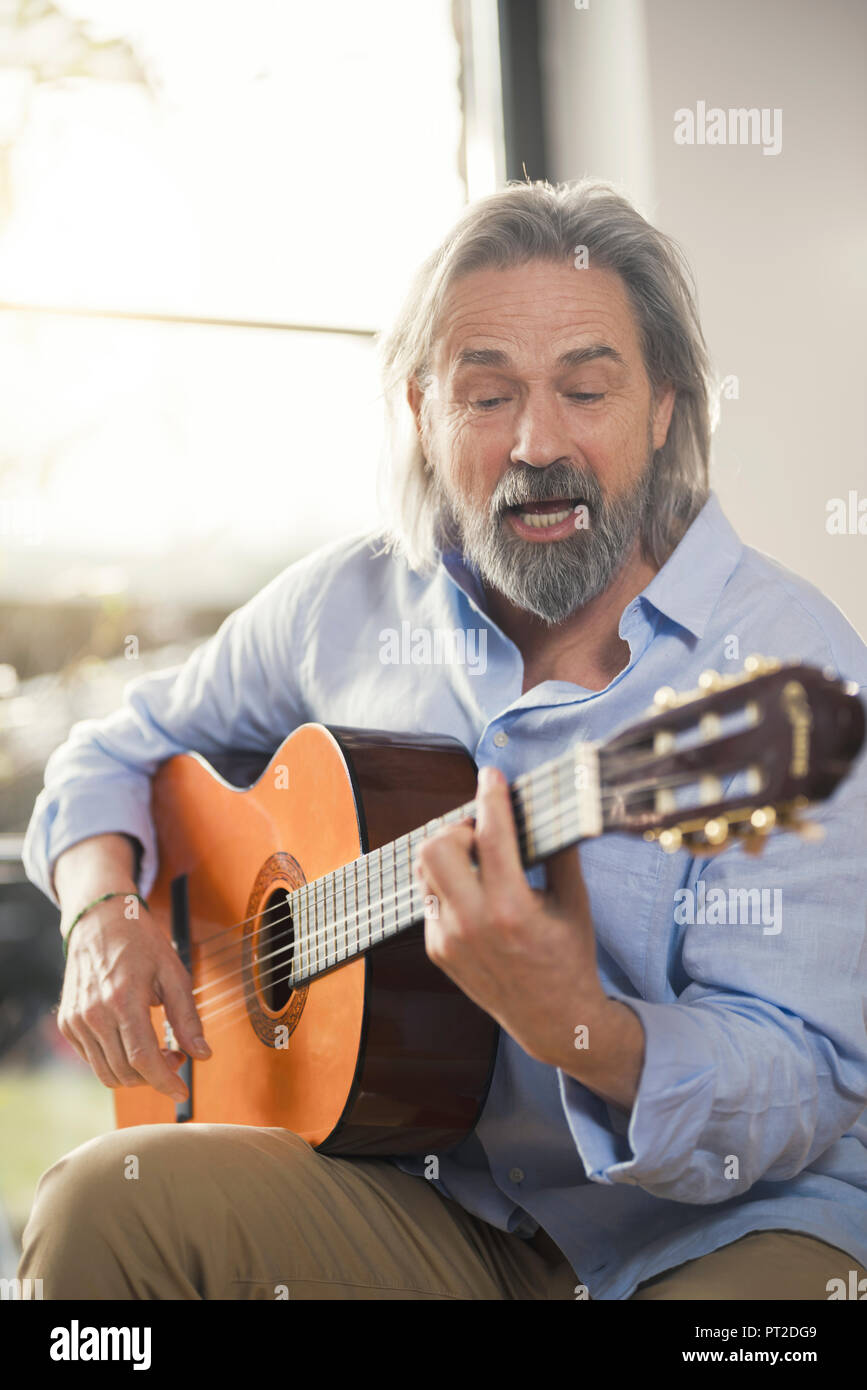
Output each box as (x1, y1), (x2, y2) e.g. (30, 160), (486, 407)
(557, 992), (718, 1187)
(23, 786), (157, 910)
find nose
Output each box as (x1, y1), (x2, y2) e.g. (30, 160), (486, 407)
(510, 389), (573, 470)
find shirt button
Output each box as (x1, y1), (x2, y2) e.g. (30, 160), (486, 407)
(508, 1167), (524, 1184)
(493, 731), (509, 747)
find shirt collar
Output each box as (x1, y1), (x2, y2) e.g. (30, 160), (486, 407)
(436, 490), (743, 641)
(638, 491), (743, 638)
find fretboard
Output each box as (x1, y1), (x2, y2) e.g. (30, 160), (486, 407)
(285, 742), (601, 986)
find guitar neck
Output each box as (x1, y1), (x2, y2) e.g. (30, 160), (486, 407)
(287, 743), (602, 985)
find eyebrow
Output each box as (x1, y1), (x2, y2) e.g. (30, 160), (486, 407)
(453, 344), (626, 370)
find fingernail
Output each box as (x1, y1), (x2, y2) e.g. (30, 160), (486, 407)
(192, 1036), (211, 1058)
(479, 766), (499, 790)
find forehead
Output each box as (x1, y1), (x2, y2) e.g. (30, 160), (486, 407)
(432, 260), (642, 372)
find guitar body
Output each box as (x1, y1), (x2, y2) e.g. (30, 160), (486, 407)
(114, 724), (498, 1156)
(113, 662), (864, 1156)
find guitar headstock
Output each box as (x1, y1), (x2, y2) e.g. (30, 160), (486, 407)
(599, 657), (865, 854)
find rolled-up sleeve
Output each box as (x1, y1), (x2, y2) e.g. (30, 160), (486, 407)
(558, 725), (867, 1204)
(22, 563), (311, 909)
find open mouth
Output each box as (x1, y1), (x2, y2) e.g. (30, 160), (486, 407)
(505, 497), (586, 530)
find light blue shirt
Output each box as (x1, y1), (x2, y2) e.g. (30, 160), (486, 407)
(23, 492), (867, 1299)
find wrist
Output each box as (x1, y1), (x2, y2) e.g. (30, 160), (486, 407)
(61, 889), (150, 958)
(557, 996), (645, 1111)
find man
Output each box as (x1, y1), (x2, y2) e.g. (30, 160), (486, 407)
(19, 179), (867, 1300)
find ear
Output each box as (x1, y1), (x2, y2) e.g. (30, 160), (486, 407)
(406, 375), (425, 440)
(651, 383), (676, 452)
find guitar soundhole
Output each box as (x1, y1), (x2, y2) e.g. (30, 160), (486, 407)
(243, 852), (308, 1047)
(256, 888), (295, 1012)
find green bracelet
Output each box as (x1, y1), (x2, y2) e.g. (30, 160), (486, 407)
(62, 890), (150, 959)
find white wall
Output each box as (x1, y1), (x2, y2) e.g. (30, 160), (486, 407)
(541, 0), (867, 640)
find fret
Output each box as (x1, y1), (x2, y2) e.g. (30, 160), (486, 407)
(346, 859), (358, 958)
(407, 829), (423, 923)
(297, 882), (305, 982)
(357, 856), (371, 952)
(306, 878), (315, 979)
(290, 890), (298, 985)
(370, 847), (383, 945)
(328, 872), (337, 966)
(318, 874), (330, 968)
(307, 878), (316, 979)
(338, 863), (347, 962)
(288, 889), (299, 988)
(392, 840), (400, 937)
(378, 842), (393, 941)
(326, 871), (336, 964)
(308, 878), (315, 978)
(402, 834), (413, 930)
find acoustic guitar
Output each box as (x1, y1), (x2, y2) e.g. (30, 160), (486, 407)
(114, 658), (864, 1155)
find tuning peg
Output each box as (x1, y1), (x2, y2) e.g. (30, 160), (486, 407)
(658, 827), (683, 853)
(698, 669), (722, 691)
(703, 817), (729, 846)
(653, 685), (678, 709)
(743, 654), (782, 677)
(716, 822), (766, 855)
(777, 812), (824, 842)
(739, 833), (769, 857)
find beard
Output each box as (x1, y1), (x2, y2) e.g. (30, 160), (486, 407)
(431, 430), (657, 626)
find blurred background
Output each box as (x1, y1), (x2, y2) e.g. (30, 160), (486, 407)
(0, 0), (864, 1274)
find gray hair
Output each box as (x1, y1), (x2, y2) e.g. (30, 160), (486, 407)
(375, 178), (714, 574)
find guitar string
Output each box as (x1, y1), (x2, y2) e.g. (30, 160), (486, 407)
(192, 768), (719, 1031)
(185, 758), (579, 959)
(190, 775), (592, 1024)
(186, 726), (700, 961)
(188, 768), (603, 1010)
(149, 703), (757, 964)
(180, 744), (598, 954)
(188, 756), (720, 1011)
(187, 756), (682, 976)
(190, 790), (751, 1044)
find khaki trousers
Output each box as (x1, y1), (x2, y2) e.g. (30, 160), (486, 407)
(17, 1123), (866, 1300)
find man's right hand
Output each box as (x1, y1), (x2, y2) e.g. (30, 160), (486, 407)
(57, 896), (211, 1102)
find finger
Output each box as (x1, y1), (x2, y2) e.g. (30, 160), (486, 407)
(94, 1023), (150, 1087)
(57, 1012), (89, 1066)
(67, 1021), (125, 1089)
(116, 1007), (189, 1100)
(157, 962), (211, 1060)
(415, 825), (483, 923)
(474, 765), (527, 889)
(544, 843), (591, 917)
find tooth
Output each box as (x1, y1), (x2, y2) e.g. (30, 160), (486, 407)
(518, 508), (571, 528)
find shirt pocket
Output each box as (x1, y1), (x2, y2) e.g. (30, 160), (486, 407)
(572, 830), (665, 998)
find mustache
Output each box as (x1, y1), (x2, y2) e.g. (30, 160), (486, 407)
(491, 464), (603, 515)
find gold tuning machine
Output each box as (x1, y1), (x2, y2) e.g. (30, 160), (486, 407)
(650, 653), (788, 718)
(775, 811), (824, 842)
(743, 654), (782, 677)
